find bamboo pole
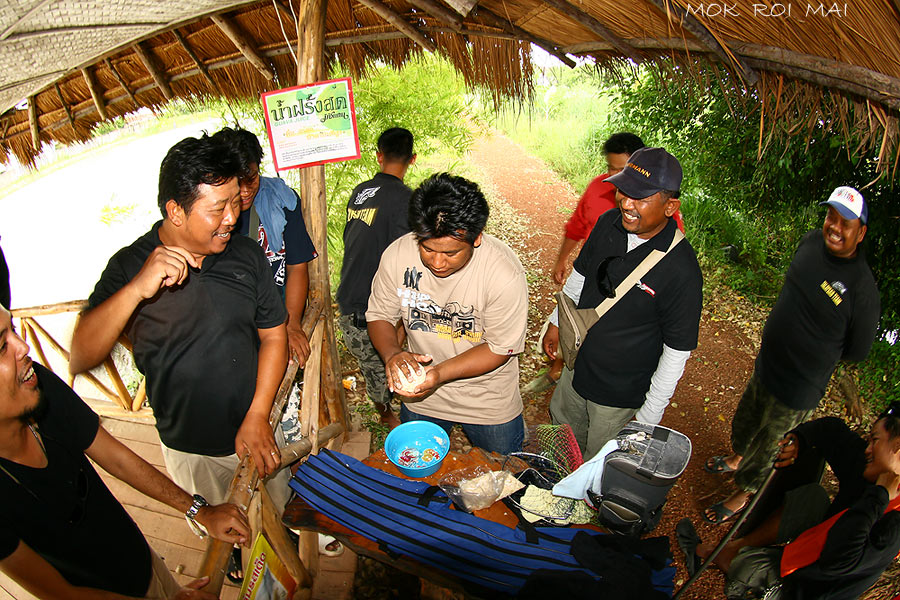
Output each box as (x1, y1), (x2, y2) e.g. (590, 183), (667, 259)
(405, 0), (463, 31)
(210, 14), (276, 81)
(172, 29), (219, 94)
(133, 42), (174, 100)
(11, 300), (87, 317)
(540, 0), (641, 62)
(80, 67), (108, 121)
(22, 320), (51, 371)
(474, 8), (576, 68)
(103, 57), (138, 106)
(131, 377), (147, 412)
(26, 317), (121, 403)
(102, 355), (134, 411)
(53, 84), (76, 131)
(355, 0), (437, 53)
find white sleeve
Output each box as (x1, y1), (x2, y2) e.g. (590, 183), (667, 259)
(634, 344), (691, 425)
(549, 268), (586, 326)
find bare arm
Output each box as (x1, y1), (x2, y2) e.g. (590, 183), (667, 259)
(284, 262), (311, 366)
(552, 237), (580, 285)
(0, 541), (127, 599)
(0, 541), (219, 600)
(234, 324), (288, 477)
(70, 246), (198, 374)
(86, 426), (249, 544)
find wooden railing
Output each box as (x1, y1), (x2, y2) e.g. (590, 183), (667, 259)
(12, 300), (147, 412)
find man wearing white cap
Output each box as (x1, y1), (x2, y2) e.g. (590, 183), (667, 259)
(703, 186), (881, 524)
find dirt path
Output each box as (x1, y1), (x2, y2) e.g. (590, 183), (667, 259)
(468, 128), (763, 598)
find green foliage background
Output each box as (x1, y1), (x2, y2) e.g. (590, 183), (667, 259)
(492, 62), (900, 410)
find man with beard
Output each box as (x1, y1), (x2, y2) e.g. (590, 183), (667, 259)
(0, 306), (250, 598)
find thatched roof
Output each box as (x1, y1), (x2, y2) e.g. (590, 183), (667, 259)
(2, 0), (899, 169)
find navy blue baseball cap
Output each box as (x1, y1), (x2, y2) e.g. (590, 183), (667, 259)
(606, 147), (683, 200)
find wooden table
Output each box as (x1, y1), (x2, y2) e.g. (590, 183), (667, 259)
(282, 448), (537, 597)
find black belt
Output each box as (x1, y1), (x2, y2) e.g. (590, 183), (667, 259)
(349, 312), (367, 328)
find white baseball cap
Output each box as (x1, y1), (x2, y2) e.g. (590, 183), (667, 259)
(820, 186), (867, 224)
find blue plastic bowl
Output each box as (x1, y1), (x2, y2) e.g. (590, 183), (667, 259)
(384, 421), (450, 477)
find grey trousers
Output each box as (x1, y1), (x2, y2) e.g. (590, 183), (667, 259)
(549, 367), (636, 460)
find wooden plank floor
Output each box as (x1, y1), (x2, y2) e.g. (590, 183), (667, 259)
(0, 415), (369, 599)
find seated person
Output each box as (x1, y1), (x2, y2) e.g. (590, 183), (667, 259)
(0, 306), (249, 599)
(366, 173), (528, 455)
(692, 407), (900, 599)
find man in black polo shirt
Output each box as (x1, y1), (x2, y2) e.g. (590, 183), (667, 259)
(542, 147), (702, 460)
(337, 128), (416, 427)
(70, 133), (289, 514)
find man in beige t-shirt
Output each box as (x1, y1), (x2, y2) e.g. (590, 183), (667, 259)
(367, 173), (528, 454)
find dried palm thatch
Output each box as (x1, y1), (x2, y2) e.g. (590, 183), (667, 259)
(0, 0), (898, 171)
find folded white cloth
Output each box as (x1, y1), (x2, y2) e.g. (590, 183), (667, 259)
(551, 439), (619, 502)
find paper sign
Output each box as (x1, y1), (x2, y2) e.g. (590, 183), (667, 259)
(262, 77), (361, 171)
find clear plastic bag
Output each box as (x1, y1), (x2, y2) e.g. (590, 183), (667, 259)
(438, 466), (522, 512)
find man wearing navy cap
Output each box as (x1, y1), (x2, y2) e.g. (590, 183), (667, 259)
(703, 186), (881, 524)
(542, 147), (703, 460)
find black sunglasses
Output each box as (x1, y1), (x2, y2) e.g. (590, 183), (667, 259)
(596, 256), (621, 299)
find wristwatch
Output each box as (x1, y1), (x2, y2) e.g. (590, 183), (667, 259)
(185, 494), (209, 537)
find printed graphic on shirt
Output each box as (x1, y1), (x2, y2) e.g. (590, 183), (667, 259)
(255, 224), (286, 286)
(347, 206), (378, 226)
(403, 266), (423, 291)
(821, 280), (846, 306)
(354, 186), (380, 205)
(396, 287), (483, 343)
(636, 281), (656, 297)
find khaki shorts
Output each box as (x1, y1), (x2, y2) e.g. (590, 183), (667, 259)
(143, 547), (182, 600)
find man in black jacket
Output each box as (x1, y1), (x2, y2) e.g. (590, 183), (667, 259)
(704, 186), (880, 524)
(695, 408), (900, 599)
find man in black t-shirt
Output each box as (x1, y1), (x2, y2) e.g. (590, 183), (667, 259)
(542, 148), (702, 460)
(0, 307), (249, 599)
(337, 128), (416, 427)
(70, 134), (289, 512)
(211, 127), (317, 366)
(704, 186), (880, 525)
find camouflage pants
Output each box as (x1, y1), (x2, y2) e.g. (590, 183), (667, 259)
(338, 314), (390, 406)
(732, 371), (811, 493)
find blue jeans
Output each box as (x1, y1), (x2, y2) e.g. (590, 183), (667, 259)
(399, 404), (524, 455)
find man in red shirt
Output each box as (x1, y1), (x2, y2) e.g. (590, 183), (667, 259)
(552, 132), (645, 284)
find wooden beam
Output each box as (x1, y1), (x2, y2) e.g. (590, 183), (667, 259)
(644, 0), (758, 85)
(5, 22), (169, 43)
(172, 29), (219, 93)
(327, 27), (517, 45)
(27, 95), (39, 151)
(54, 84), (75, 130)
(564, 37), (704, 54)
(540, 0), (641, 63)
(80, 67), (108, 121)
(103, 58), (138, 106)
(475, 7), (576, 68)
(406, 0), (463, 32)
(210, 14), (276, 81)
(355, 0), (437, 53)
(443, 0), (478, 16)
(132, 42), (174, 100)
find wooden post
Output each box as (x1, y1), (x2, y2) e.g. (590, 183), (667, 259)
(80, 67), (109, 121)
(296, 0), (348, 436)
